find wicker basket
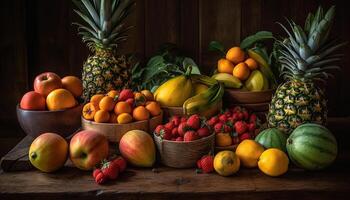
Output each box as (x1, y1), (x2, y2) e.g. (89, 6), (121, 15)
(82, 112), (163, 142)
(153, 133), (215, 168)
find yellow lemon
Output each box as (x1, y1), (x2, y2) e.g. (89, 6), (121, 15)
(235, 139), (264, 168)
(214, 150), (240, 176)
(258, 148), (289, 176)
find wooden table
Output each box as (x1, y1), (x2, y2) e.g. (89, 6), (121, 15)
(1, 118), (350, 200)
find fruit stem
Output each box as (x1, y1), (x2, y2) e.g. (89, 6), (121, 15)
(185, 65), (193, 77)
(30, 152), (37, 160)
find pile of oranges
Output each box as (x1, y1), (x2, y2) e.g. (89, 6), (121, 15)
(82, 89), (162, 124)
(218, 47), (258, 81)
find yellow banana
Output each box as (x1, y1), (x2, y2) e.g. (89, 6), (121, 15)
(212, 73), (242, 88)
(193, 83), (209, 95)
(154, 75), (193, 107)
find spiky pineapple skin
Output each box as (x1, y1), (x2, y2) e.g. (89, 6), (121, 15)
(82, 49), (131, 100)
(267, 80), (327, 134)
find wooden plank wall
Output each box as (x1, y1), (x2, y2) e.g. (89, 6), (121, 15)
(1, 0), (349, 138)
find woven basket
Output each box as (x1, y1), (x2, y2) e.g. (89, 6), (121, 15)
(153, 133), (215, 168)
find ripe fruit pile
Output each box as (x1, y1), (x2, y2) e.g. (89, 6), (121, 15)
(213, 46), (270, 92)
(20, 72), (82, 111)
(206, 106), (261, 147)
(82, 89), (161, 123)
(154, 114), (212, 142)
(93, 157), (127, 184)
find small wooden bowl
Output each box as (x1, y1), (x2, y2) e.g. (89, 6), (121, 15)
(231, 102), (270, 112)
(161, 101), (223, 119)
(81, 112), (163, 142)
(16, 104), (83, 138)
(224, 89), (274, 104)
(215, 145), (237, 153)
(154, 133), (215, 168)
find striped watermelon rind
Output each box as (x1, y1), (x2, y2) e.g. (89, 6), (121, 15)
(286, 123), (338, 170)
(255, 128), (287, 152)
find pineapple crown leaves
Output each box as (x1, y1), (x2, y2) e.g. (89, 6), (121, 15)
(72, 0), (135, 50)
(276, 5), (346, 82)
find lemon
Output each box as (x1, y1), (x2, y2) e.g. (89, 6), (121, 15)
(258, 148), (289, 176)
(235, 139), (264, 168)
(244, 70), (264, 91)
(214, 150), (240, 176)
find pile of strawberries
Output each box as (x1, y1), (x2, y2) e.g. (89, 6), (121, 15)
(154, 114), (212, 142)
(93, 156), (127, 184)
(206, 106), (261, 147)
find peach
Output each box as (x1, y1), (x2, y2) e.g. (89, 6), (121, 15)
(20, 91), (46, 110)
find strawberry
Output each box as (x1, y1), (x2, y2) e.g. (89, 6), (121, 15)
(232, 112), (239, 121)
(223, 110), (231, 117)
(113, 157), (127, 173)
(164, 122), (175, 130)
(219, 114), (228, 122)
(125, 98), (135, 108)
(239, 133), (251, 141)
(170, 116), (181, 126)
(187, 114), (201, 130)
(242, 109), (249, 120)
(171, 127), (178, 137)
(207, 116), (219, 126)
(222, 124), (232, 133)
(248, 123), (256, 132)
(197, 159), (202, 169)
(234, 121), (248, 135)
(198, 155), (214, 173)
(184, 131), (198, 141)
(175, 136), (183, 141)
(94, 171), (107, 184)
(232, 106), (241, 113)
(214, 122), (223, 133)
(249, 113), (257, 123)
(93, 168), (102, 179)
(178, 122), (189, 136)
(197, 127), (210, 138)
(118, 89), (134, 101)
(101, 160), (120, 180)
(180, 116), (187, 123)
(154, 125), (165, 136)
(160, 128), (172, 140)
(237, 112), (244, 120)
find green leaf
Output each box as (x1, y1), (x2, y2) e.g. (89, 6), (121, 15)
(208, 41), (225, 54)
(240, 31), (274, 49)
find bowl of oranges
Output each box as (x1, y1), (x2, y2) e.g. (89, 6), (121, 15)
(17, 72), (83, 138)
(81, 89), (163, 142)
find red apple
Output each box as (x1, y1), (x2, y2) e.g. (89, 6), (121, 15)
(34, 72), (62, 97)
(20, 91), (46, 110)
(69, 130), (109, 170)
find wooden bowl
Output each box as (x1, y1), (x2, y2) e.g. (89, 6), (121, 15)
(81, 112), (163, 142)
(154, 133), (215, 168)
(16, 104), (83, 138)
(215, 145), (237, 153)
(162, 101), (223, 119)
(224, 89), (274, 104)
(231, 102), (270, 112)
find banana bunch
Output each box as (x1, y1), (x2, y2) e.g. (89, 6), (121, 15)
(183, 74), (224, 117)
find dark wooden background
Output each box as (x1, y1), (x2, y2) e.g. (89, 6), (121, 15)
(1, 0), (349, 143)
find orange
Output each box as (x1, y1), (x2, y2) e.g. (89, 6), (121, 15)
(99, 96), (116, 111)
(245, 58), (258, 70)
(133, 106), (150, 121)
(141, 90), (154, 101)
(61, 76), (83, 98)
(90, 94), (104, 108)
(94, 110), (110, 123)
(109, 113), (118, 123)
(235, 139), (264, 168)
(217, 58), (235, 74)
(233, 62), (250, 80)
(46, 89), (77, 111)
(107, 90), (119, 99)
(114, 101), (132, 115)
(82, 103), (97, 120)
(134, 92), (147, 106)
(145, 101), (161, 116)
(226, 47), (245, 64)
(216, 133), (232, 147)
(117, 113), (133, 124)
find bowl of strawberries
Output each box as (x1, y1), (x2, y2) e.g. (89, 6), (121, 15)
(205, 106), (263, 152)
(153, 114), (215, 168)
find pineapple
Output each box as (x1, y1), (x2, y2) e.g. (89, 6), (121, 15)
(268, 6), (345, 134)
(73, 0), (134, 100)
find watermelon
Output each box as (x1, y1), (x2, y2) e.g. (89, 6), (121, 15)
(286, 123), (337, 170)
(255, 128), (287, 152)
